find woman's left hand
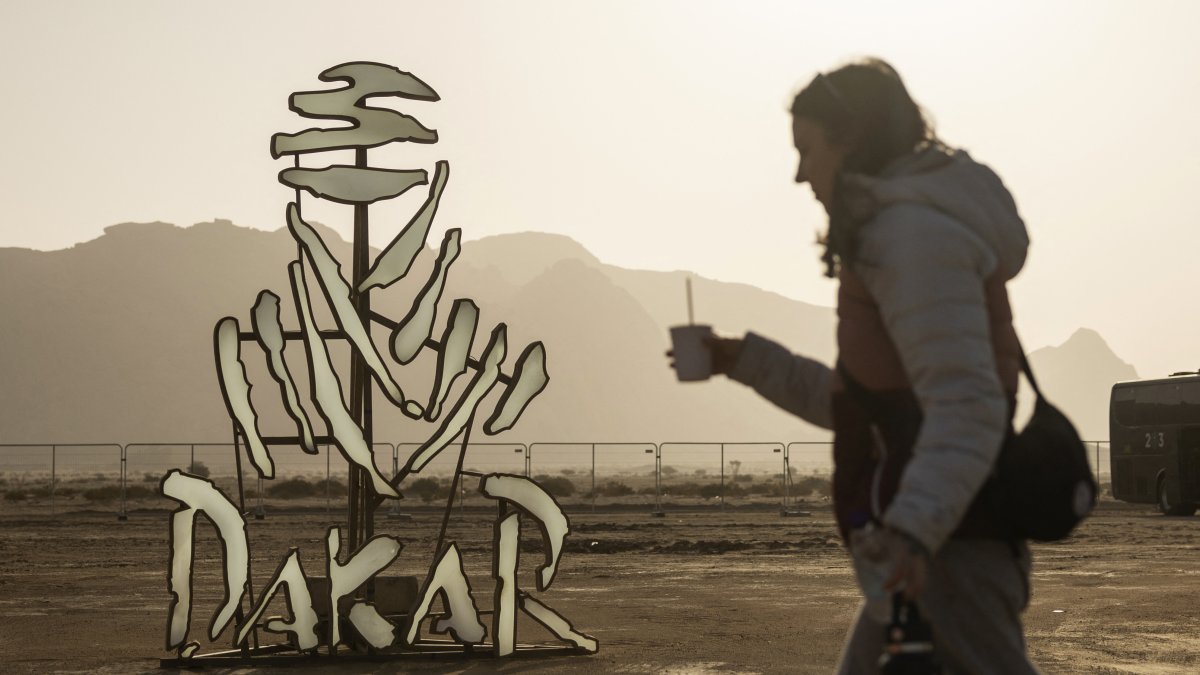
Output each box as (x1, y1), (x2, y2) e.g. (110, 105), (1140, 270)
(882, 527), (930, 600)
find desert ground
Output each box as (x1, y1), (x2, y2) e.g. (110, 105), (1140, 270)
(2, 476), (1200, 675)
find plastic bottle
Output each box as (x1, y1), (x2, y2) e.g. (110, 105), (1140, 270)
(849, 523), (894, 623)
(880, 593), (941, 674)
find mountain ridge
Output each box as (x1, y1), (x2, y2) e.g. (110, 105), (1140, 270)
(0, 220), (1133, 445)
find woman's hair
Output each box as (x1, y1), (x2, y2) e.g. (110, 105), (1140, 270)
(790, 58), (937, 277)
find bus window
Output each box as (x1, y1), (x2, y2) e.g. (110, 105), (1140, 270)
(1112, 381), (1200, 427)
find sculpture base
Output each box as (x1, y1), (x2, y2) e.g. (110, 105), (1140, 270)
(159, 640), (591, 668)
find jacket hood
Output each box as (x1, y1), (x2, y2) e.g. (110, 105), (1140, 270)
(843, 144), (1029, 280)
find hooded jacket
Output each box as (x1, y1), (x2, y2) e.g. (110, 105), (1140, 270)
(729, 143), (1030, 553)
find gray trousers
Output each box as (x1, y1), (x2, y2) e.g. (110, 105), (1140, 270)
(835, 539), (1040, 674)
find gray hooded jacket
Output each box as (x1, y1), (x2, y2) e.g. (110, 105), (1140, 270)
(729, 144), (1030, 553)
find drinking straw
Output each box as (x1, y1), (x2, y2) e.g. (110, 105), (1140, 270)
(686, 276), (694, 325)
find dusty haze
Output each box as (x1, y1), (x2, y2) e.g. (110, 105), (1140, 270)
(1, 1), (1199, 380)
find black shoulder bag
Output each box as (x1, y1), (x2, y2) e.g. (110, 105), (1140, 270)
(987, 348), (1097, 541)
(839, 349), (1096, 542)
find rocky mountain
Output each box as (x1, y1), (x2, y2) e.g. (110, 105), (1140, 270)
(1026, 328), (1139, 440)
(0, 222), (831, 451)
(0, 221), (1130, 454)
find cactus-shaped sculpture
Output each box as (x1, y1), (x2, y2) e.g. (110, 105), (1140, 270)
(162, 62), (594, 664)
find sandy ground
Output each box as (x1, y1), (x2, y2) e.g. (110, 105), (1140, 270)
(1, 498), (1199, 674)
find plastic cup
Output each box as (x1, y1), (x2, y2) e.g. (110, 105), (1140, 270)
(670, 324), (714, 382)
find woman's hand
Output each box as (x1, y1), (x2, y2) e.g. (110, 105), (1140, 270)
(704, 336), (744, 375)
(882, 527), (930, 600)
(665, 335), (744, 376)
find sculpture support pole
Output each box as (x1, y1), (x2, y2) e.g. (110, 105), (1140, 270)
(348, 147), (374, 554)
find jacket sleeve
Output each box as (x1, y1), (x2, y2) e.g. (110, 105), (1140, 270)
(855, 205), (1009, 554)
(726, 332), (834, 430)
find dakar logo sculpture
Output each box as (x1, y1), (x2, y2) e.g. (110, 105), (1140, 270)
(158, 61), (597, 665)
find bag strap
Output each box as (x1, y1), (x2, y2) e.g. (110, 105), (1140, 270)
(1014, 336), (1043, 401)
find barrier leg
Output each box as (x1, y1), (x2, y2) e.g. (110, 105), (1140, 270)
(117, 446), (128, 521)
(255, 476), (265, 520)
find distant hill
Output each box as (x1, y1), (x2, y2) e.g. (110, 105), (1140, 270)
(0, 221), (1128, 454)
(1027, 328), (1139, 440)
(0, 222), (831, 450)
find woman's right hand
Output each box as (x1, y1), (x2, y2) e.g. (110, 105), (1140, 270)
(704, 335), (744, 375)
(664, 334), (743, 376)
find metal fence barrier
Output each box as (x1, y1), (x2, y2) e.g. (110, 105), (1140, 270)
(1083, 440), (1110, 492)
(658, 442), (786, 512)
(0, 437), (1134, 523)
(0, 444), (124, 516)
(2, 439), (1113, 516)
(528, 443), (657, 512)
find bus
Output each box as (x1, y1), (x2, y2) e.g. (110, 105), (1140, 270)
(1110, 374), (1200, 516)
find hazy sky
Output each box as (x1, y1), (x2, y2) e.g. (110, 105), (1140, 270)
(3, 1), (1199, 379)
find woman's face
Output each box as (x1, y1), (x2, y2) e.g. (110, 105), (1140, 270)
(792, 116), (847, 211)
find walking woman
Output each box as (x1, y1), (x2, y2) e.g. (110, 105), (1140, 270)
(690, 58), (1039, 673)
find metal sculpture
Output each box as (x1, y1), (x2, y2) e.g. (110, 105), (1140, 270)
(159, 61), (596, 666)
